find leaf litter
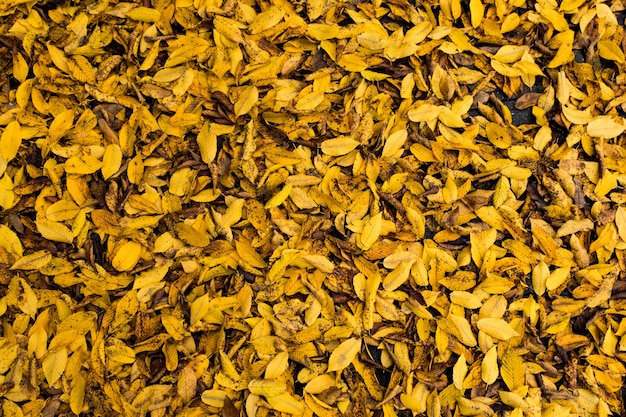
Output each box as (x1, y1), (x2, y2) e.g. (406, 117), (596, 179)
(0, 0), (626, 416)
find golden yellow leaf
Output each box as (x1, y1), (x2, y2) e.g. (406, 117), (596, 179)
(70, 373), (86, 415)
(125, 6), (161, 22)
(615, 206), (626, 243)
(248, 378), (287, 397)
(102, 143), (122, 179)
(201, 389), (228, 407)
(266, 391), (305, 415)
(196, 121), (217, 164)
(453, 354), (468, 390)
(111, 240), (142, 271)
(264, 183), (293, 209)
(500, 348), (524, 390)
(48, 109), (74, 146)
(0, 121), (21, 169)
(43, 347), (67, 386)
(587, 116), (626, 139)
(249, 6), (284, 34)
(36, 219), (74, 244)
(46, 200), (80, 222)
(381, 129), (408, 158)
(477, 318), (520, 340)
(481, 346), (498, 384)
(0, 224), (23, 258)
(321, 136), (360, 156)
(328, 337), (361, 372)
(545, 267), (570, 291)
(177, 367), (197, 403)
(597, 40), (625, 63)
(265, 351), (289, 379)
(234, 85), (259, 117)
(127, 154), (144, 185)
(448, 314), (477, 346)
(469, 0), (484, 27)
(360, 212), (382, 251)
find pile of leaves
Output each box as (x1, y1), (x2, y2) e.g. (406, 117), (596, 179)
(1, 0), (626, 415)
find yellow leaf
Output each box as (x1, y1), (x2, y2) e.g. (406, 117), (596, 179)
(0, 224), (23, 258)
(266, 391), (305, 415)
(236, 239), (267, 268)
(46, 42), (69, 73)
(597, 40), (625, 63)
(381, 129), (407, 158)
(65, 154), (103, 174)
(213, 16), (244, 43)
(477, 318), (520, 340)
(190, 294), (210, 326)
(383, 261), (412, 292)
(481, 346), (498, 385)
(0, 121), (22, 167)
(36, 219), (74, 244)
(539, 7), (569, 31)
(48, 109), (74, 146)
(500, 348), (524, 390)
(70, 374), (86, 415)
(201, 389), (228, 407)
(453, 355), (467, 390)
(13, 52), (28, 83)
(616, 206), (626, 243)
(321, 136), (360, 156)
(448, 313), (477, 346)
(248, 378), (287, 397)
(307, 23), (340, 40)
(43, 347), (67, 386)
(2, 399), (24, 417)
(11, 250), (52, 270)
(125, 6), (161, 22)
(532, 261), (549, 296)
(328, 337), (361, 372)
(127, 154), (144, 185)
(102, 144), (122, 179)
(177, 367), (197, 403)
(139, 39), (161, 71)
(105, 342), (136, 363)
(338, 54), (368, 72)
(234, 85), (259, 117)
(111, 241), (142, 271)
(265, 351), (289, 379)
(46, 200), (80, 222)
(546, 266), (570, 291)
(301, 254), (334, 273)
(249, 6), (284, 34)
(469, 0), (484, 27)
(264, 183), (293, 209)
(360, 212), (382, 250)
(587, 116), (626, 139)
(196, 122), (217, 164)
(169, 167), (196, 196)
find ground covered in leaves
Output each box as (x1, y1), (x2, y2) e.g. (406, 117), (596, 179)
(1, 0), (626, 416)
